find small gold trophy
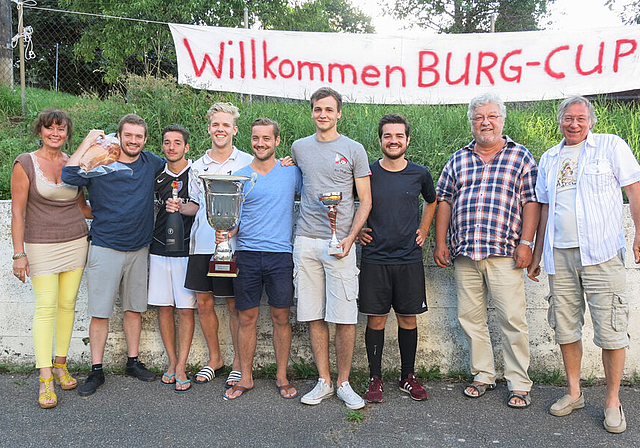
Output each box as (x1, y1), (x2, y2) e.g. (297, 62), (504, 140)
(319, 191), (343, 255)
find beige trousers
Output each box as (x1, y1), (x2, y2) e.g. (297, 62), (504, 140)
(454, 255), (532, 392)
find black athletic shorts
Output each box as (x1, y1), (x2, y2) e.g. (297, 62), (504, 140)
(358, 261), (427, 316)
(184, 253), (234, 297)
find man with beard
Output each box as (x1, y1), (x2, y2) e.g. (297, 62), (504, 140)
(358, 114), (436, 403)
(434, 93), (539, 408)
(219, 118), (302, 400)
(62, 114), (164, 396)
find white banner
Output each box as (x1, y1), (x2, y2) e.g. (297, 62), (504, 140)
(169, 24), (640, 105)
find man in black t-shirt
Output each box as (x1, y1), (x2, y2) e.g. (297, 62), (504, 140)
(358, 114), (437, 403)
(148, 125), (196, 393)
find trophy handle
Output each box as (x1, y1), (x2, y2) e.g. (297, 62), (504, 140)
(242, 172), (258, 202)
(190, 168), (205, 194)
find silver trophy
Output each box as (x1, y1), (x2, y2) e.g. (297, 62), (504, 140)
(197, 173), (256, 277)
(319, 191), (343, 255)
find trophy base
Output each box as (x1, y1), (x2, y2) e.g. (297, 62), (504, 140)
(207, 258), (239, 277)
(327, 245), (343, 255)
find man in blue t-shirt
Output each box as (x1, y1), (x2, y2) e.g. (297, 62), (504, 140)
(358, 114), (436, 403)
(62, 114), (164, 397)
(220, 118), (302, 401)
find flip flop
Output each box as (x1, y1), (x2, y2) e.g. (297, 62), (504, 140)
(507, 391), (531, 408)
(193, 365), (225, 384)
(174, 377), (192, 394)
(161, 372), (175, 385)
(277, 383), (298, 399)
(222, 384), (252, 401)
(463, 383), (496, 398)
(225, 370), (242, 390)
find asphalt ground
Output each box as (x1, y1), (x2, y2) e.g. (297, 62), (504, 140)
(2, 373), (639, 447)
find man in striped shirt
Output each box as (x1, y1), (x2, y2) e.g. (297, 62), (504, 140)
(528, 96), (640, 433)
(435, 92), (539, 409)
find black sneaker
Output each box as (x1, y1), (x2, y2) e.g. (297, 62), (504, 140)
(78, 370), (105, 397)
(125, 360), (156, 382)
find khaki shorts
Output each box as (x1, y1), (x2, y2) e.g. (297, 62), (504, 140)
(293, 236), (359, 324)
(86, 245), (149, 318)
(548, 248), (629, 350)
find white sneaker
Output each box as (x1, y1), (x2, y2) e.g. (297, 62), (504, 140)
(337, 381), (365, 410)
(301, 378), (334, 405)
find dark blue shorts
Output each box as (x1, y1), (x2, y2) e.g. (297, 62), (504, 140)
(232, 251), (294, 311)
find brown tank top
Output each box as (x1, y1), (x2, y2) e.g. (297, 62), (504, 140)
(14, 152), (89, 243)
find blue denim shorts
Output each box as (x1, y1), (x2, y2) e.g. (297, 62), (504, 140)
(232, 251), (294, 310)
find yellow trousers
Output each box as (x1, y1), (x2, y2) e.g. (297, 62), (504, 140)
(31, 268), (84, 369)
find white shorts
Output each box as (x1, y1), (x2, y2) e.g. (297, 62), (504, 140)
(293, 236), (359, 324)
(148, 254), (196, 309)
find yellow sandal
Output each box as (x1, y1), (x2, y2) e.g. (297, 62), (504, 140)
(39, 376), (58, 409)
(52, 362), (77, 390)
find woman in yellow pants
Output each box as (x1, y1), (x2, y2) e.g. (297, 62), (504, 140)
(11, 109), (92, 408)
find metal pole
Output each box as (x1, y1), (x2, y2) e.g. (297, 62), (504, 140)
(490, 13), (496, 33)
(244, 7), (251, 104)
(55, 42), (59, 91)
(18, 1), (26, 116)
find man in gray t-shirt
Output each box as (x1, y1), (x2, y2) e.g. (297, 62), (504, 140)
(292, 87), (371, 410)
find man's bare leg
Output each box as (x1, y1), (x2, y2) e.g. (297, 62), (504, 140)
(175, 308), (195, 390)
(272, 307), (296, 397)
(89, 317), (109, 365)
(157, 306), (177, 382)
(602, 348), (625, 409)
(195, 292), (223, 381)
(560, 340), (583, 400)
(123, 311), (141, 357)
(224, 307), (258, 399)
(309, 319), (331, 386)
(335, 323), (355, 385)
(226, 297), (241, 376)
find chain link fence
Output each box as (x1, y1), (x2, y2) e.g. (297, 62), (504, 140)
(1, 3), (173, 97)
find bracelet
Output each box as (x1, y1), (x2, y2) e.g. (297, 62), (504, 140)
(12, 252), (27, 260)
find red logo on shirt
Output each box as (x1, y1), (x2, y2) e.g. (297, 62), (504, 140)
(335, 154), (349, 165)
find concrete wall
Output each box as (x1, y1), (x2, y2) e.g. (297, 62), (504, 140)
(1, 200), (639, 379)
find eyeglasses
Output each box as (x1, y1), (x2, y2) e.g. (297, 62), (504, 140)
(562, 115), (589, 124)
(472, 114), (502, 123)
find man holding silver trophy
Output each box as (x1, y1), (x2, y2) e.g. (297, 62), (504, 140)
(292, 87), (372, 410)
(166, 103), (251, 387)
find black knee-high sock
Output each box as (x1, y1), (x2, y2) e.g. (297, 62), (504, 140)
(365, 326), (384, 378)
(398, 327), (417, 380)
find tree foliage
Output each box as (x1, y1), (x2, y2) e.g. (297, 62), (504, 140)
(263, 0), (374, 33)
(606, 0), (640, 25)
(61, 0), (373, 84)
(387, 0), (553, 33)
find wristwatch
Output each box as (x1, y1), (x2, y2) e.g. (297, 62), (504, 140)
(519, 239), (534, 249)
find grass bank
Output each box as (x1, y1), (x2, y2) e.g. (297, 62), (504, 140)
(2, 76), (640, 199)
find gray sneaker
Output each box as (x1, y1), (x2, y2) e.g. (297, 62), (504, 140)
(301, 378), (334, 405)
(337, 381), (365, 410)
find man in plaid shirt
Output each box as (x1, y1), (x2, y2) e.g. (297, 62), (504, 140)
(434, 93), (539, 408)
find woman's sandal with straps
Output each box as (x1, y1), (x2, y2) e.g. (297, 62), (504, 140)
(39, 376), (58, 409)
(52, 362), (77, 390)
